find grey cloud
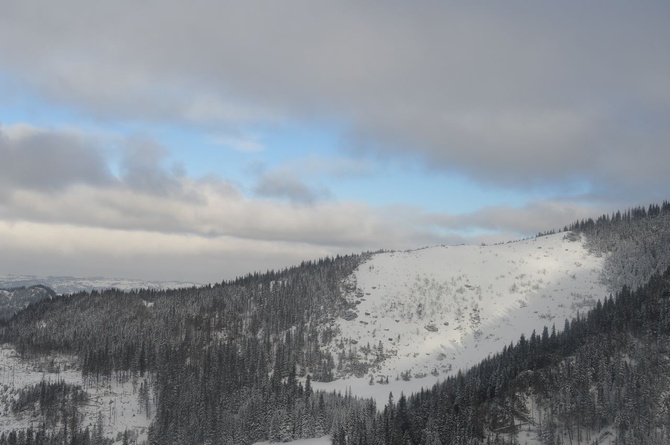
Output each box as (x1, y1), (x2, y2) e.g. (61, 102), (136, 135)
(119, 138), (186, 197)
(424, 200), (620, 237)
(0, 1), (669, 199)
(0, 123), (397, 250)
(0, 124), (203, 201)
(0, 223), (344, 283)
(254, 171), (330, 205)
(0, 124), (112, 192)
(0, 126), (393, 249)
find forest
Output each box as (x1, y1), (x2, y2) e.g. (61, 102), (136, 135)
(1, 201), (670, 444)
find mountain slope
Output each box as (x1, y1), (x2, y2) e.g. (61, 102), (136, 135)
(0, 233), (614, 444)
(0, 255), (367, 444)
(0, 285), (56, 320)
(331, 267), (670, 445)
(315, 233), (607, 405)
(2, 202), (669, 445)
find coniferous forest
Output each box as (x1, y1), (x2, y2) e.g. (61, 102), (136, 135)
(2, 202), (670, 444)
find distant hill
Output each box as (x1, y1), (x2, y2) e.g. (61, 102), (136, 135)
(0, 285), (55, 320)
(0, 274), (201, 295)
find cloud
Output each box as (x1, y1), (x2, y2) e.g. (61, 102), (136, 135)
(0, 124), (405, 251)
(185, 96), (284, 126)
(0, 123), (195, 199)
(422, 200), (622, 239)
(0, 122), (639, 283)
(0, 157), (431, 282)
(254, 171), (327, 205)
(0, 3), (668, 282)
(0, 121), (629, 253)
(1, 1), (668, 198)
(119, 137), (187, 196)
(0, 125), (370, 246)
(0, 123), (113, 192)
(0, 220), (340, 283)
(251, 154), (372, 204)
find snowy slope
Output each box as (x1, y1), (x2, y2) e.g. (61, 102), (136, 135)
(0, 345), (154, 443)
(314, 233), (607, 406)
(0, 274), (200, 295)
(0, 232), (610, 443)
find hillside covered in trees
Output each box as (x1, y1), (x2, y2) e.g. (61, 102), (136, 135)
(0, 286), (55, 321)
(1, 202), (670, 445)
(1, 255), (369, 444)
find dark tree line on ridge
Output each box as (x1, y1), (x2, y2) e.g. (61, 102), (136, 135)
(569, 200), (670, 293)
(1, 254), (371, 444)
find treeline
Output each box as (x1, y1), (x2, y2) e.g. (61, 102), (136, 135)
(568, 200), (670, 292)
(2, 254), (365, 378)
(332, 267), (670, 444)
(0, 428), (111, 445)
(0, 285), (55, 321)
(148, 333), (333, 444)
(0, 254), (369, 444)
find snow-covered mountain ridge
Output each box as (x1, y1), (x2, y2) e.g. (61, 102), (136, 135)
(0, 285), (56, 320)
(0, 274), (201, 295)
(315, 232), (608, 405)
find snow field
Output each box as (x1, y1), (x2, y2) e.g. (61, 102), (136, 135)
(319, 233), (607, 407)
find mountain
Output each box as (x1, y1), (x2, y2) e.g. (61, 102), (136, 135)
(312, 232), (606, 405)
(0, 285), (56, 320)
(0, 274), (201, 295)
(330, 267), (670, 445)
(0, 201), (669, 445)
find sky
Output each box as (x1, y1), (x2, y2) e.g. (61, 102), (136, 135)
(1, 1), (669, 284)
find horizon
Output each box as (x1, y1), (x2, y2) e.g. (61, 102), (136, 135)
(0, 229), (554, 287)
(1, 2), (669, 283)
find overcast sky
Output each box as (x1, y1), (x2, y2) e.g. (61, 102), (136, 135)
(1, 1), (669, 283)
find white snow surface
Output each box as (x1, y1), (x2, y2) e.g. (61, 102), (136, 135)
(314, 233), (607, 407)
(0, 346), (154, 443)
